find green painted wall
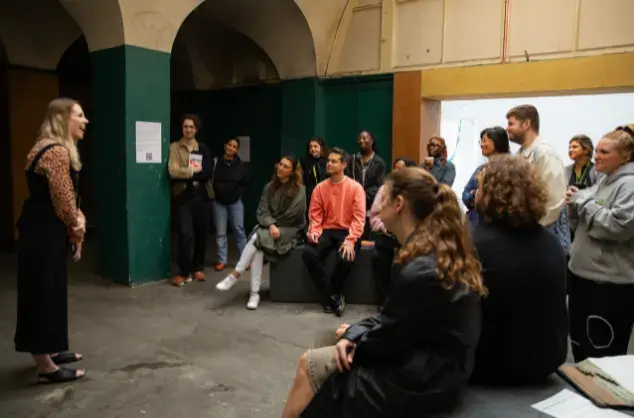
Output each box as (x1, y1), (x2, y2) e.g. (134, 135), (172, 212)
(92, 45), (171, 285)
(280, 78), (323, 157)
(319, 74), (393, 165)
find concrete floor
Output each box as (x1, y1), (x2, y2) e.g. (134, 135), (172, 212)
(0, 238), (632, 418)
(0, 240), (374, 418)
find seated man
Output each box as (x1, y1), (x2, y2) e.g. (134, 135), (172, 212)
(302, 147), (366, 316)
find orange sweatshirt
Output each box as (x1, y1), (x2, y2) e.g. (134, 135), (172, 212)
(308, 176), (366, 245)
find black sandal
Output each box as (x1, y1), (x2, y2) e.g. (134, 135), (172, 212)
(37, 367), (85, 385)
(51, 352), (83, 365)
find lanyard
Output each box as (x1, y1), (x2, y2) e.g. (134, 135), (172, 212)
(575, 163), (590, 183)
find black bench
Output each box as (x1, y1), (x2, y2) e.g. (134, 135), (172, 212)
(269, 244), (376, 305)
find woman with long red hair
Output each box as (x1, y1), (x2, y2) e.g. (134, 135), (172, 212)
(422, 136), (456, 186)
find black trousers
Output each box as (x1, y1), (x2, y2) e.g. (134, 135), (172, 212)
(177, 194), (212, 276)
(371, 233), (399, 308)
(362, 217), (371, 241)
(302, 229), (361, 302)
(568, 271), (634, 362)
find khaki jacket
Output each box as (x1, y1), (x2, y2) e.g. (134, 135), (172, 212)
(168, 139), (215, 199)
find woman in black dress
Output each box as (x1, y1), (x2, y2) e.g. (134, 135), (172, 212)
(15, 98), (88, 384)
(282, 167), (486, 418)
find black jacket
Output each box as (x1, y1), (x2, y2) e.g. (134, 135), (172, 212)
(302, 156), (328, 201)
(346, 153), (386, 212)
(212, 156), (249, 206)
(470, 222), (568, 385)
(302, 254), (482, 418)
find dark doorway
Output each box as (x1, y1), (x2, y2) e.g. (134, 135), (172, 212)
(0, 39), (13, 253)
(56, 36), (94, 230)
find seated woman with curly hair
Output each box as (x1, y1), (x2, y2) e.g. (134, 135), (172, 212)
(282, 167), (486, 418)
(470, 155), (568, 385)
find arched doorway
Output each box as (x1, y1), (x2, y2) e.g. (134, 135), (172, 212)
(0, 0), (85, 253)
(170, 0), (317, 232)
(0, 38), (12, 252)
(57, 36), (94, 231)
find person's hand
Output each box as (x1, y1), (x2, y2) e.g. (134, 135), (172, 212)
(565, 186), (579, 204)
(72, 242), (83, 262)
(269, 224), (280, 240)
(70, 223), (85, 241)
(335, 338), (356, 372)
(307, 231), (319, 244)
(423, 157), (434, 168)
(339, 243), (355, 262)
(335, 323), (350, 339)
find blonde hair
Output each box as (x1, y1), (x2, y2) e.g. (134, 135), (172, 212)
(38, 98), (82, 171)
(604, 125), (634, 162)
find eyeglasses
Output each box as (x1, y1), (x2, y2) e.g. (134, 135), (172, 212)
(616, 125), (634, 137)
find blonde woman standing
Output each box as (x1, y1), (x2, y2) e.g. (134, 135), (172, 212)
(15, 98), (88, 384)
(566, 125), (634, 362)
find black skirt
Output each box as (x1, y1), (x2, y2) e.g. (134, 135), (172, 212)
(14, 214), (70, 355)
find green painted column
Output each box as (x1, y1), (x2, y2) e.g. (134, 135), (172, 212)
(91, 45), (171, 285)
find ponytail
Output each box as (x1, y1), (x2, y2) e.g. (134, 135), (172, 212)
(392, 172), (486, 296)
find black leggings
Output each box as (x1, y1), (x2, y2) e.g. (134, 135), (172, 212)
(371, 234), (399, 308)
(568, 271), (634, 362)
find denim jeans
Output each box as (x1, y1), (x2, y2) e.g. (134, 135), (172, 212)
(212, 199), (247, 264)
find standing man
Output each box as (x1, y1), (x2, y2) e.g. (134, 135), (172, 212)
(506, 104), (569, 251)
(302, 147), (366, 316)
(168, 114), (214, 286)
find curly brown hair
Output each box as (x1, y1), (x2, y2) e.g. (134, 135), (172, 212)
(476, 155), (547, 227)
(386, 167), (486, 296)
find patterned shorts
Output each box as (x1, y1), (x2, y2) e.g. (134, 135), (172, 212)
(306, 345), (338, 392)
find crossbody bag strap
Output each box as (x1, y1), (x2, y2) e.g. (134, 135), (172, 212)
(210, 157), (218, 186)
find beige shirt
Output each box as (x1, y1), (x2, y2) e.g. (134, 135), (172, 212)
(519, 137), (567, 226)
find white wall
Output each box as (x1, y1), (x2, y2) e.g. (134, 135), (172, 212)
(441, 93), (634, 201)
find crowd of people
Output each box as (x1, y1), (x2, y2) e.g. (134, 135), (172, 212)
(11, 97), (634, 418)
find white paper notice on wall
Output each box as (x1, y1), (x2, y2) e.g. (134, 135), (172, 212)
(135, 121), (162, 164)
(237, 136), (251, 162)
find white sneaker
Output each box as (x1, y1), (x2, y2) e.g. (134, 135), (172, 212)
(246, 293), (260, 310)
(216, 275), (238, 291)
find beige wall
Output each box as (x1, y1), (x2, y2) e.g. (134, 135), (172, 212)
(1, 0), (633, 84)
(328, 0), (634, 75)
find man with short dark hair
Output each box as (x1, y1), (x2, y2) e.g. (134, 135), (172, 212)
(506, 104), (569, 251)
(168, 114), (214, 286)
(303, 148), (366, 316)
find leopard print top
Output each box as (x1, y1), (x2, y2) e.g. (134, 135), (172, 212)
(25, 139), (81, 229)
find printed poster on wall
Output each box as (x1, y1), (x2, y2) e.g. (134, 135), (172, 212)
(135, 121), (162, 163)
(237, 136), (251, 162)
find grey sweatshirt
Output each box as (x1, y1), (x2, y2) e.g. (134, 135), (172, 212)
(568, 162), (634, 284)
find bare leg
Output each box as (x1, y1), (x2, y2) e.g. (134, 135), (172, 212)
(33, 354), (85, 379)
(33, 354), (58, 374)
(282, 353), (316, 418)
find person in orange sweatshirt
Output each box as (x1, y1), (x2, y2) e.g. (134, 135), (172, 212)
(302, 147), (366, 316)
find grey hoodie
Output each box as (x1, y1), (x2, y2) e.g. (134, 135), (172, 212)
(568, 162), (634, 284)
